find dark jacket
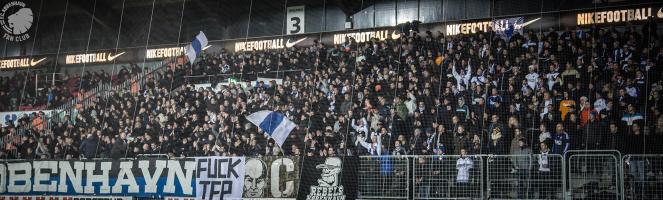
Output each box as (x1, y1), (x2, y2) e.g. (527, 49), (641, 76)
(79, 136), (99, 159)
(452, 133), (471, 155)
(583, 121), (604, 148)
(623, 132), (645, 154)
(485, 137), (507, 155)
(603, 131), (623, 152)
(110, 139), (128, 159)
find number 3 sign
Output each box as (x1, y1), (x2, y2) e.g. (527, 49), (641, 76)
(286, 6), (305, 34)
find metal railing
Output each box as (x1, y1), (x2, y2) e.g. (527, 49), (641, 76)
(358, 155), (410, 199)
(622, 154), (663, 200)
(415, 155), (483, 199)
(568, 154), (619, 199)
(183, 69), (311, 85)
(356, 153), (635, 200)
(565, 150), (623, 200)
(486, 154), (565, 199)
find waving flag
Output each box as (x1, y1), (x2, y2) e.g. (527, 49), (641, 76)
(246, 110), (296, 147)
(186, 31), (208, 64)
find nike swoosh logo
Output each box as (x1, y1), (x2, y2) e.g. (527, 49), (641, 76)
(30, 57), (47, 66)
(285, 37), (307, 48)
(107, 52), (126, 61)
(515, 17), (541, 30)
(391, 30), (401, 40)
(657, 8), (663, 18)
(202, 45), (212, 50)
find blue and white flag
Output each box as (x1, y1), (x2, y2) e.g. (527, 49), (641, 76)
(493, 17), (530, 41)
(246, 110), (297, 147)
(186, 31), (208, 64)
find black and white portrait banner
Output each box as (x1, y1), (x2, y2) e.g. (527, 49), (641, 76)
(243, 156), (300, 200)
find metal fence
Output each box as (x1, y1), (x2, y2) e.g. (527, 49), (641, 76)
(487, 154), (564, 199)
(414, 155), (483, 199)
(568, 154), (619, 199)
(358, 155), (410, 199)
(357, 153), (655, 200)
(622, 155), (663, 200)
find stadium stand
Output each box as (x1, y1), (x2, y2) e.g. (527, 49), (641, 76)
(0, 1), (661, 199)
(2, 25), (661, 161)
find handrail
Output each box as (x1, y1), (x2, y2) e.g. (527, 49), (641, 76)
(182, 69), (311, 78)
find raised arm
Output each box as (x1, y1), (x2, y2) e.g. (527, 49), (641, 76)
(452, 62), (461, 80)
(377, 134), (383, 156)
(356, 136), (371, 151)
(464, 62), (472, 81)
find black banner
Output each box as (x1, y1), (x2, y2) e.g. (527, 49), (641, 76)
(297, 156), (359, 200)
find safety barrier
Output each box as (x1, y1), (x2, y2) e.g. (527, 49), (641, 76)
(486, 154), (564, 199)
(414, 155), (483, 199)
(565, 150), (622, 200)
(356, 153), (644, 200)
(568, 154), (619, 199)
(622, 154), (663, 200)
(358, 156), (410, 199)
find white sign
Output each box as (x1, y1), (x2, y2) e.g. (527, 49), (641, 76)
(256, 77), (283, 86)
(65, 52), (125, 64)
(192, 81), (249, 93)
(234, 37), (307, 52)
(195, 157), (245, 200)
(577, 7), (656, 25)
(286, 6), (305, 34)
(445, 17), (539, 36)
(0, 110), (55, 127)
(146, 47), (185, 59)
(332, 30), (400, 45)
(0, 57), (46, 69)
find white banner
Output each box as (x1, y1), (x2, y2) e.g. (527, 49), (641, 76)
(286, 6), (305, 34)
(256, 77), (283, 86)
(195, 157), (245, 200)
(0, 110), (56, 127)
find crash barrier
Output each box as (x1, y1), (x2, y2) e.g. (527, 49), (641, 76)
(1, 153), (661, 200)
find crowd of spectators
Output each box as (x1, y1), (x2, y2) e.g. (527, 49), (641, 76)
(1, 24), (662, 161)
(0, 64), (145, 112)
